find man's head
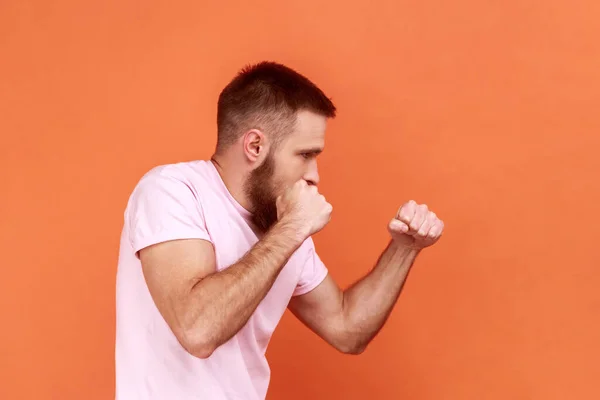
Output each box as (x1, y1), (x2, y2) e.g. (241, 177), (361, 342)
(216, 61), (336, 231)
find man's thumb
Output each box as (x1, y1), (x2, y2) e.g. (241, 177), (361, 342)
(388, 219), (408, 233)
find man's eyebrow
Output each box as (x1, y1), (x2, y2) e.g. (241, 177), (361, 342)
(300, 148), (323, 154)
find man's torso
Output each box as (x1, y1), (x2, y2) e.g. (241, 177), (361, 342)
(115, 160), (326, 399)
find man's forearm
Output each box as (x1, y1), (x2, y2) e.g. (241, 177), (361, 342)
(341, 240), (420, 351)
(184, 220), (303, 357)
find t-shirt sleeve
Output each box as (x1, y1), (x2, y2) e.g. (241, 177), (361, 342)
(127, 170), (212, 256)
(293, 237), (329, 297)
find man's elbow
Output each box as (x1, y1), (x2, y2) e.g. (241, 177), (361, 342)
(341, 344), (367, 355)
(336, 337), (368, 355)
(177, 327), (218, 359)
(186, 341), (216, 359)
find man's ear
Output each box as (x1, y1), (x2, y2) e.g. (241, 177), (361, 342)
(243, 129), (267, 162)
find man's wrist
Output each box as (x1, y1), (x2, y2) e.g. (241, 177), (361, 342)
(271, 217), (309, 247)
(388, 239), (422, 257)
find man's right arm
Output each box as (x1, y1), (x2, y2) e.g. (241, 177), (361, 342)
(139, 180), (332, 359)
(140, 219), (303, 359)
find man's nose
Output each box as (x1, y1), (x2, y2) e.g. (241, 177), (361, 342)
(304, 162), (320, 186)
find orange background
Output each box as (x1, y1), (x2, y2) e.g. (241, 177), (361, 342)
(2, 1), (599, 399)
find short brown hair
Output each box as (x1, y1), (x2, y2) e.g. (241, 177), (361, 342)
(216, 61), (336, 152)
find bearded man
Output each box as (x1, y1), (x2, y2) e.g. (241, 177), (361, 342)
(115, 61), (445, 400)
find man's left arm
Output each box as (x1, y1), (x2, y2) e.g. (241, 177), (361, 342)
(288, 200), (444, 354)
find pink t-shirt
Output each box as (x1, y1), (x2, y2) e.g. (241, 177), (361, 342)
(115, 160), (328, 400)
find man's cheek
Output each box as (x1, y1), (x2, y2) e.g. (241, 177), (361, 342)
(278, 178), (297, 194)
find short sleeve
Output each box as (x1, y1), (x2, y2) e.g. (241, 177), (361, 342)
(292, 238), (329, 297)
(127, 170), (212, 256)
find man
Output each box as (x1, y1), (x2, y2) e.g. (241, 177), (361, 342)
(115, 61), (444, 399)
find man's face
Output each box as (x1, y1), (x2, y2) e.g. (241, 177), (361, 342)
(245, 110), (327, 232)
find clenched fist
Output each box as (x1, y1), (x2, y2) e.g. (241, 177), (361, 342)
(388, 200), (444, 250)
(276, 180), (333, 240)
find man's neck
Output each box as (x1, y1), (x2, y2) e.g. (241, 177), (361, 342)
(210, 154), (252, 212)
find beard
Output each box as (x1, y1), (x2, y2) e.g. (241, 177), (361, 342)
(244, 152), (280, 233)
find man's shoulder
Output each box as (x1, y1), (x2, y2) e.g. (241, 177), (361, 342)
(126, 160), (218, 207)
(133, 160), (218, 193)
(138, 160), (210, 183)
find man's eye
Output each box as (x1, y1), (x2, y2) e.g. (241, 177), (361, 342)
(301, 153), (311, 159)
